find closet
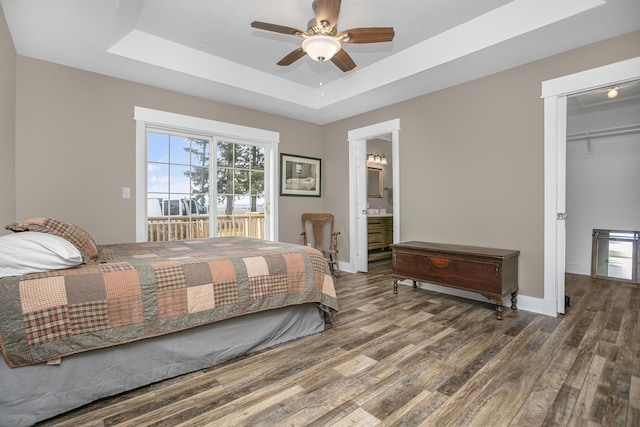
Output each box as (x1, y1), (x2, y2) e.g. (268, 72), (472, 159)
(565, 81), (640, 278)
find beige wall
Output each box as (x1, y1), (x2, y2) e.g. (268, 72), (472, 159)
(14, 57), (323, 245)
(6, 22), (640, 300)
(0, 6), (15, 235)
(323, 30), (640, 298)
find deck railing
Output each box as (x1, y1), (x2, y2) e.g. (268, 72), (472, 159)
(147, 213), (264, 242)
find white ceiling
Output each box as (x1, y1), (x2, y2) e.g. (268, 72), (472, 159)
(2, 0), (639, 124)
(568, 79), (640, 116)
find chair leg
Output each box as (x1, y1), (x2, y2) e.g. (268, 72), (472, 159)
(329, 253), (340, 277)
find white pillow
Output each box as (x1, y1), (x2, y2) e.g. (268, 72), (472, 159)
(0, 232), (83, 278)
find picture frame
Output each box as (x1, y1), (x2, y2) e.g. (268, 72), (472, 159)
(280, 153), (321, 197)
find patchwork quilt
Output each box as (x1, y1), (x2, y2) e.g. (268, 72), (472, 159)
(0, 237), (338, 368)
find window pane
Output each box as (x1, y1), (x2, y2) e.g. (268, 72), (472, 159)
(190, 139), (209, 168)
(216, 194), (234, 216)
(250, 146), (265, 170)
(170, 164), (191, 194)
(253, 195), (265, 213)
(164, 200), (181, 216)
(169, 135), (191, 165)
(234, 144), (252, 168)
(148, 132), (168, 163)
(234, 169), (249, 195)
(190, 165), (209, 195)
(148, 163), (168, 193)
(233, 195), (249, 215)
(147, 196), (165, 216)
(217, 140), (233, 167)
(217, 167), (232, 195)
(251, 170), (264, 194)
(190, 194), (208, 215)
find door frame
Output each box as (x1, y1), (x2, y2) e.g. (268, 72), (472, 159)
(348, 119), (400, 272)
(542, 56), (640, 316)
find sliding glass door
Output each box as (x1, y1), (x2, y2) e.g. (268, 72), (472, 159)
(144, 131), (272, 242)
(215, 139), (266, 239)
(135, 107), (279, 243)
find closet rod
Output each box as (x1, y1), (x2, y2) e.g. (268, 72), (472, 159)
(567, 123), (640, 141)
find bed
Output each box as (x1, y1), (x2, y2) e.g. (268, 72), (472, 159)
(0, 218), (338, 426)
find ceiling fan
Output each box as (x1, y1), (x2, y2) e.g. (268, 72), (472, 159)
(251, 0), (395, 72)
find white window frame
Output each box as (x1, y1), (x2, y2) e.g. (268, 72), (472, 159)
(134, 106), (279, 243)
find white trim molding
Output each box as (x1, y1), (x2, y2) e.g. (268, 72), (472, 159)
(541, 56), (640, 317)
(347, 119), (400, 273)
(397, 280), (555, 317)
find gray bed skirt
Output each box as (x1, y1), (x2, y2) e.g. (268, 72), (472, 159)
(0, 304), (326, 427)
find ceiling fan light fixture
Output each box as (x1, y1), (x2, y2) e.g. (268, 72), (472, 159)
(302, 35), (341, 62)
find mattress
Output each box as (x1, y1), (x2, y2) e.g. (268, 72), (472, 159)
(0, 303), (326, 427)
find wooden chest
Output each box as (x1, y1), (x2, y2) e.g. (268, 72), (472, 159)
(391, 241), (520, 319)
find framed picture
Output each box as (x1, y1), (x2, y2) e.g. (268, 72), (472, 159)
(280, 153), (321, 197)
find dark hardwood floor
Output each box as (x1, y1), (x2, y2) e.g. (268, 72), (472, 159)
(39, 262), (639, 426)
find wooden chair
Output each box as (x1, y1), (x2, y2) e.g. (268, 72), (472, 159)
(301, 213), (340, 276)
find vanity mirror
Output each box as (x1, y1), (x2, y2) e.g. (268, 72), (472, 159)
(367, 167), (383, 198)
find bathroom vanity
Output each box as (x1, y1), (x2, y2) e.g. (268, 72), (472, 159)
(368, 213), (393, 262)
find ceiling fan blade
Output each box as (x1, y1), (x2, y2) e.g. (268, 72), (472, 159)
(251, 21), (304, 37)
(277, 48), (306, 66)
(339, 27), (395, 44)
(331, 49), (356, 72)
(315, 0), (341, 31)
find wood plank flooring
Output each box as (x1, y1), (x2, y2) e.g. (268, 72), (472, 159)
(38, 262), (640, 426)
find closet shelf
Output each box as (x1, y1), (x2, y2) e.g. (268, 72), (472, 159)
(567, 123), (640, 141)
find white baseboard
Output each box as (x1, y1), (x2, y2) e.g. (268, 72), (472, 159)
(566, 263), (590, 276)
(335, 268), (560, 318)
(397, 280), (558, 318)
(338, 261), (356, 274)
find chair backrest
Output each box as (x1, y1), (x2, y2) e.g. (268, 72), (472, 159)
(301, 213), (335, 252)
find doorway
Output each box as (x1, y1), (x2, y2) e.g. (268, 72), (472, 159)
(565, 79), (640, 280)
(542, 56), (640, 316)
(348, 119), (401, 273)
(366, 137), (393, 264)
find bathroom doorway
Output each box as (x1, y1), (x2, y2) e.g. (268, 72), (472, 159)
(348, 119), (400, 273)
(366, 136), (394, 264)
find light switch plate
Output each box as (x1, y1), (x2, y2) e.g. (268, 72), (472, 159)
(122, 187), (131, 199)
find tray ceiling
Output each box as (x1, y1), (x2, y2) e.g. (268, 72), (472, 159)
(2, 0), (639, 124)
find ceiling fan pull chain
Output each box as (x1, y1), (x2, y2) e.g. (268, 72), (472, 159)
(320, 59), (325, 98)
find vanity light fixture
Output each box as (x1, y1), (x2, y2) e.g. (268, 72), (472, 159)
(367, 152), (388, 165)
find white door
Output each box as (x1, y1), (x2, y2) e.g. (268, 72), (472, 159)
(556, 96), (568, 314)
(543, 94), (568, 316)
